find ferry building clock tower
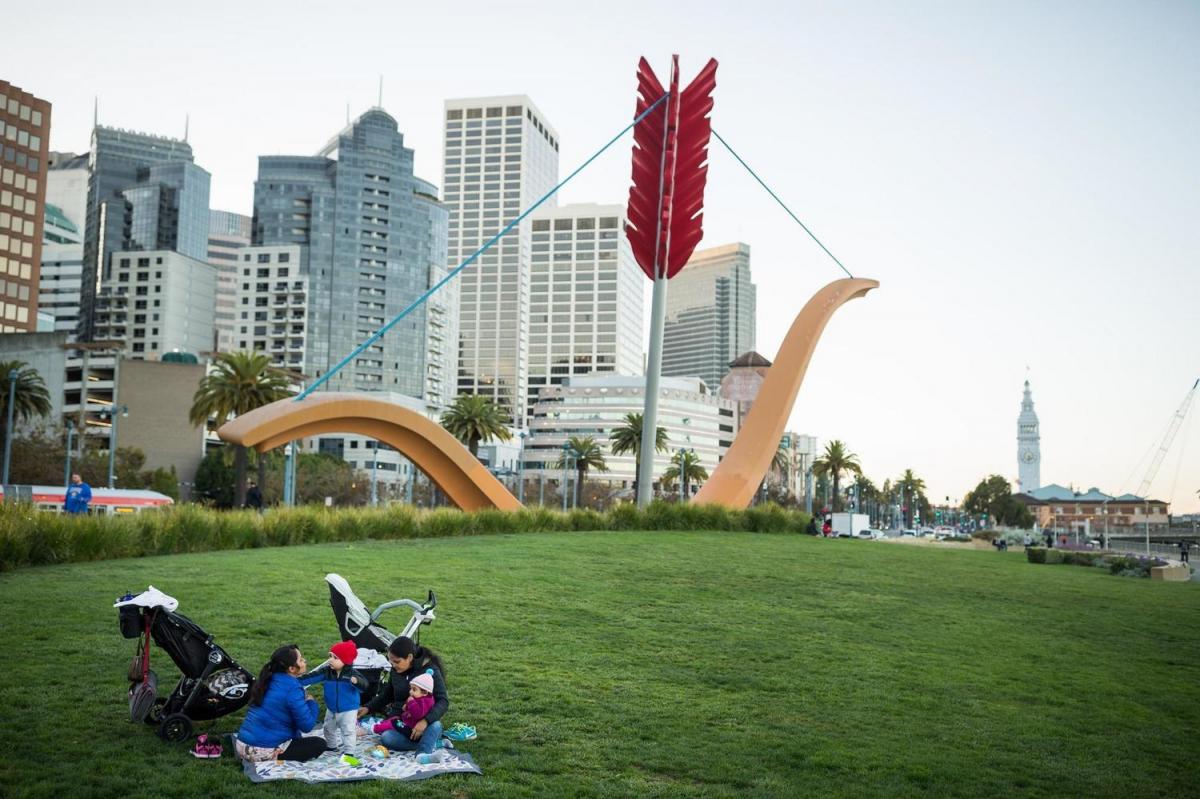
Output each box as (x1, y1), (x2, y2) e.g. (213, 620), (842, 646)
(1017, 380), (1041, 492)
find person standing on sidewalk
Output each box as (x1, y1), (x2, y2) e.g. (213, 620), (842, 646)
(1178, 540), (1191, 564)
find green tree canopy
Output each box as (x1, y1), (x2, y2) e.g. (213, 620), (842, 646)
(557, 435), (608, 508)
(440, 394), (512, 457)
(663, 449), (709, 499)
(189, 351), (293, 507)
(0, 361), (52, 446)
(609, 413), (668, 495)
(812, 440), (862, 512)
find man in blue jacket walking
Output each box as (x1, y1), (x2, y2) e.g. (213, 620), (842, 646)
(64, 474), (92, 514)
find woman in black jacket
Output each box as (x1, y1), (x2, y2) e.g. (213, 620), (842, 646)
(359, 637), (450, 754)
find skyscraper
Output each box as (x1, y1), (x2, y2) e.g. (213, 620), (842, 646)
(0, 80), (51, 332)
(527, 203), (643, 419)
(207, 210), (251, 353)
(38, 152), (88, 337)
(443, 96), (560, 428)
(662, 242), (756, 392)
(253, 108), (447, 402)
(1017, 379), (1041, 492)
(80, 126), (206, 339)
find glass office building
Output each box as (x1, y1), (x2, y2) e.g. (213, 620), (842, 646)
(81, 126), (207, 339)
(252, 108), (447, 402)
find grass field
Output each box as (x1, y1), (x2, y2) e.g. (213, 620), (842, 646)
(0, 531), (1196, 798)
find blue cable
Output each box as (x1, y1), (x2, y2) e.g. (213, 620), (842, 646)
(297, 92), (671, 401)
(711, 129), (853, 280)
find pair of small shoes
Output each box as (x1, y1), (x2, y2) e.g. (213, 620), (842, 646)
(445, 723), (476, 741)
(191, 733), (222, 759)
(416, 750), (447, 766)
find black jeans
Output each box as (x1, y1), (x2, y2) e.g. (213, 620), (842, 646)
(279, 736), (328, 761)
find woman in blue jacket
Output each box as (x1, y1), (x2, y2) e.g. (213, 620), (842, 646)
(235, 644), (325, 762)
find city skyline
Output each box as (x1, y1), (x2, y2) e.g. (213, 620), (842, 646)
(6, 1), (1198, 511)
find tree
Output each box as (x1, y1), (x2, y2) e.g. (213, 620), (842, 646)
(0, 361), (52, 447)
(898, 468), (927, 528)
(189, 352), (293, 507)
(662, 449), (709, 499)
(963, 474), (1013, 525)
(609, 413), (669, 496)
(440, 394), (512, 457)
(557, 435), (608, 508)
(812, 440), (862, 512)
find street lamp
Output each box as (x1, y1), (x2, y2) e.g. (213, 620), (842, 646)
(370, 442), (379, 507)
(561, 441), (573, 512)
(96, 404), (129, 489)
(64, 420), (75, 488)
(1, 368), (16, 485)
(517, 431), (527, 503)
(677, 448), (686, 502)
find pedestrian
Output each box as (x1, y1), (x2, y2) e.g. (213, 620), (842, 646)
(1044, 531), (1054, 548)
(822, 518), (832, 537)
(246, 481), (263, 512)
(1178, 540), (1191, 564)
(64, 473), (92, 514)
(807, 517), (819, 536)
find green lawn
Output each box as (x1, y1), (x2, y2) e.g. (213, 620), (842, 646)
(0, 532), (1196, 798)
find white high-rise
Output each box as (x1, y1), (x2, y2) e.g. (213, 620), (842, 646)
(208, 210), (251, 353)
(443, 95), (559, 428)
(527, 203), (643, 419)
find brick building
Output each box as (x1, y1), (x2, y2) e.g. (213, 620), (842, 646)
(0, 80), (51, 331)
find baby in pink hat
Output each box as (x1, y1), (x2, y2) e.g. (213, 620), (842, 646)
(372, 671), (436, 737)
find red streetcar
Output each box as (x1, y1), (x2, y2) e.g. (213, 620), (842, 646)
(0, 485), (174, 515)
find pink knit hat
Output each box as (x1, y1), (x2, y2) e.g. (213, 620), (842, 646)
(410, 672), (434, 693)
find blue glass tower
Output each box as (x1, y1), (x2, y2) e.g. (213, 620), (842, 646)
(252, 108), (448, 400)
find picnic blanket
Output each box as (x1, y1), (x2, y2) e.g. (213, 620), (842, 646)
(238, 730), (481, 784)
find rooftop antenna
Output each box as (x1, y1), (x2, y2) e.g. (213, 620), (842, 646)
(184, 113), (189, 142)
(93, 96), (98, 128)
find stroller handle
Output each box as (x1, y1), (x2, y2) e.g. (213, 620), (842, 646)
(369, 590), (437, 624)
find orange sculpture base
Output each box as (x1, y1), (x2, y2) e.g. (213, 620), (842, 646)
(694, 277), (878, 508)
(216, 393), (522, 512)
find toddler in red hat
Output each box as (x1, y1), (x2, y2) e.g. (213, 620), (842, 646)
(300, 640), (367, 754)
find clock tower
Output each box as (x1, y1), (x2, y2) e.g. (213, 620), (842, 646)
(1017, 380), (1041, 492)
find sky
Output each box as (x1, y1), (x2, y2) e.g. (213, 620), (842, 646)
(8, 0), (1199, 512)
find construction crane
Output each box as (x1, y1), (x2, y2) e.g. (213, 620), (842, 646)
(1135, 378), (1199, 499)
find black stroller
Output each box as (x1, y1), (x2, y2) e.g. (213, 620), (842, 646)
(116, 587), (254, 743)
(323, 573), (437, 702)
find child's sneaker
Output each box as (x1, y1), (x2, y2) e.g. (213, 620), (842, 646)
(445, 723), (476, 741)
(191, 733), (221, 759)
(416, 750), (447, 766)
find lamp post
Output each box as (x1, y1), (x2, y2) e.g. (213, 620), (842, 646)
(1, 368), (16, 485)
(97, 404), (129, 489)
(677, 448), (686, 502)
(561, 441), (572, 512)
(517, 431), (527, 503)
(370, 442), (379, 507)
(64, 420), (75, 488)
(1144, 500), (1150, 555)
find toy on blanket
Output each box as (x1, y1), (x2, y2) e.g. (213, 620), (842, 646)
(366, 745), (388, 760)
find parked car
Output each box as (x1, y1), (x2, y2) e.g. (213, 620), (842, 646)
(901, 529), (917, 537)
(857, 528), (886, 540)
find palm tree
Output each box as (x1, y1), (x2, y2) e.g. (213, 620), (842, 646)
(812, 440), (862, 513)
(898, 468), (927, 528)
(440, 394), (512, 457)
(609, 412), (668, 496)
(662, 449), (709, 499)
(0, 361), (52, 448)
(556, 435), (608, 508)
(189, 352), (293, 507)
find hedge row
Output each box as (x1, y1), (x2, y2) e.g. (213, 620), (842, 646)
(0, 502), (813, 572)
(1025, 546), (1167, 577)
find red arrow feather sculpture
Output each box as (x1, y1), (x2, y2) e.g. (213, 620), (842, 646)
(625, 55), (718, 508)
(626, 55), (718, 280)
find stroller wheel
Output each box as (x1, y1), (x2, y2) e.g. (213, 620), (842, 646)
(158, 713), (193, 743)
(144, 699), (165, 725)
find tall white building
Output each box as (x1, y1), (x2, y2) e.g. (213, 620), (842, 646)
(232, 244), (306, 371)
(443, 95), (559, 428)
(38, 155), (89, 337)
(93, 250), (216, 358)
(662, 242), (756, 392)
(1017, 379), (1041, 491)
(208, 209), (251, 353)
(527, 203), (643, 419)
(525, 374), (737, 492)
